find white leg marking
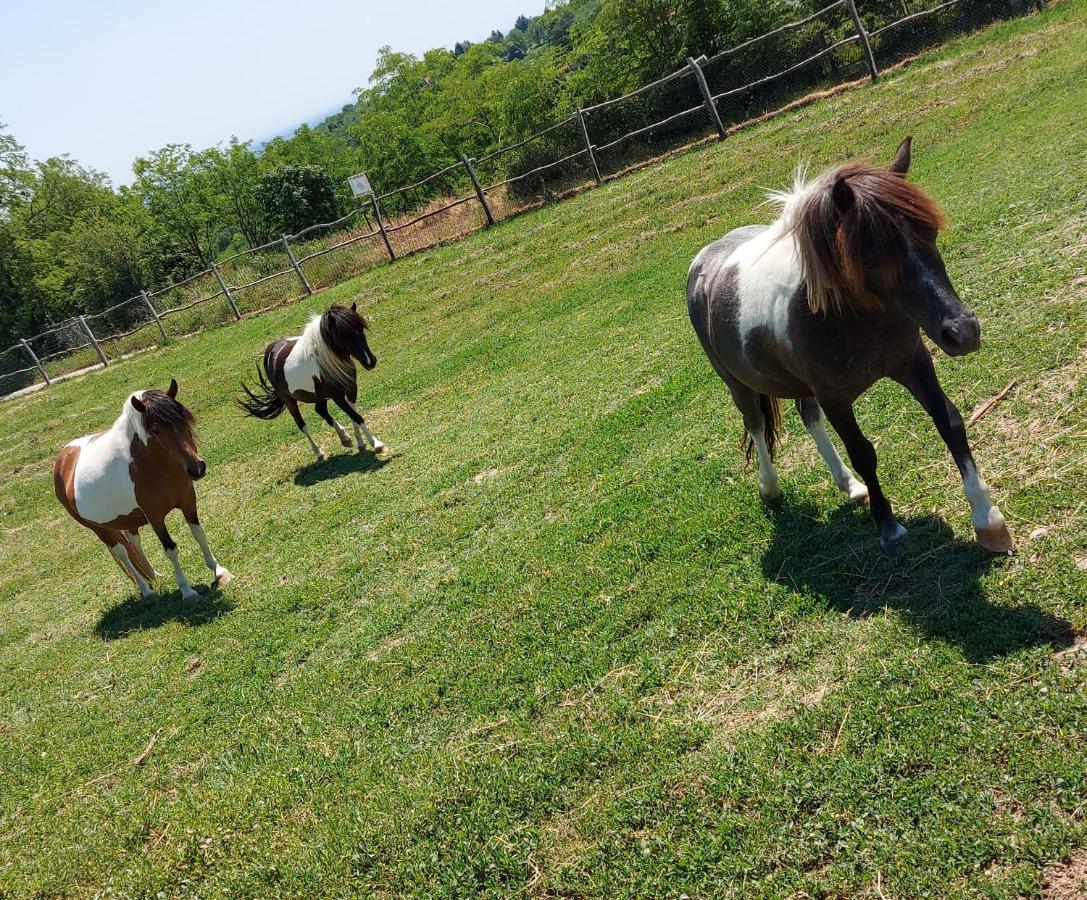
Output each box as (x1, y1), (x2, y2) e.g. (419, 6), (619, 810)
(302, 426), (326, 461)
(165, 546), (199, 601)
(346, 400), (385, 452)
(751, 430), (781, 501)
(332, 420), (353, 448)
(111, 543), (153, 598)
(126, 530), (160, 580)
(803, 411), (869, 504)
(962, 461), (1014, 551)
(188, 522), (232, 584)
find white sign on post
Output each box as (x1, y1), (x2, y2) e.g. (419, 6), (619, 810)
(348, 173), (373, 197)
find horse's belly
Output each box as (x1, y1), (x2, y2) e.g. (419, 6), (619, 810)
(71, 437), (140, 525)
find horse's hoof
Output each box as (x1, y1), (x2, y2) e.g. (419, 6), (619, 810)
(316, 452), (328, 463)
(372, 441), (387, 454)
(181, 590), (200, 602)
(339, 435), (353, 448)
(879, 522), (908, 555)
(976, 523), (1015, 553)
(215, 568), (234, 586)
(847, 483), (870, 506)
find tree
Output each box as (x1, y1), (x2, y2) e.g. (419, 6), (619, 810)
(131, 145), (219, 266)
(255, 164), (339, 236)
(199, 139), (265, 249)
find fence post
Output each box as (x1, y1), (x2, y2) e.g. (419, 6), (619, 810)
(281, 235), (313, 295)
(370, 194), (396, 261)
(845, 0), (879, 81)
(141, 290), (167, 342)
(78, 315), (108, 368)
(210, 262), (242, 320)
(576, 110), (603, 186)
(19, 338), (50, 385)
(460, 154), (495, 227)
(688, 56), (726, 140)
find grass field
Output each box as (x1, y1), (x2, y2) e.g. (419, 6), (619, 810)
(2, 5), (1087, 896)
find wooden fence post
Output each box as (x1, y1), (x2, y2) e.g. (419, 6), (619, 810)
(845, 0), (879, 81)
(576, 110), (603, 186)
(78, 316), (108, 368)
(688, 57), (726, 139)
(370, 194), (396, 261)
(142, 291), (167, 341)
(282, 235), (313, 295)
(19, 338), (50, 384)
(461, 154), (495, 226)
(210, 263), (242, 320)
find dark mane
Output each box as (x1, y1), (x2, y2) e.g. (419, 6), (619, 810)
(790, 161), (948, 314)
(319, 304), (369, 361)
(141, 389), (196, 439)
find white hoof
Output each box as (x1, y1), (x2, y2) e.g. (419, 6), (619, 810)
(371, 441), (387, 454)
(214, 567), (234, 586)
(846, 481), (870, 505)
(759, 482), (782, 503)
(316, 451), (328, 462)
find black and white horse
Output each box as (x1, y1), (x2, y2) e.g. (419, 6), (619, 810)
(687, 138), (1013, 554)
(239, 303), (385, 461)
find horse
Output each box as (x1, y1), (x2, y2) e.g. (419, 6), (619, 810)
(687, 137), (1014, 555)
(54, 379), (232, 601)
(238, 302), (385, 462)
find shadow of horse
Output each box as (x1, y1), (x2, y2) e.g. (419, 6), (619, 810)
(762, 497), (1074, 664)
(96, 585), (234, 640)
(293, 450), (394, 487)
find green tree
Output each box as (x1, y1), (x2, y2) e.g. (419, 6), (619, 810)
(255, 164), (339, 236)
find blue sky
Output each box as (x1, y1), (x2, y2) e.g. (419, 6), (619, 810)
(1, 0), (544, 186)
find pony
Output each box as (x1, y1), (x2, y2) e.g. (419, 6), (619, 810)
(238, 302), (385, 461)
(54, 379), (231, 601)
(687, 137), (1014, 554)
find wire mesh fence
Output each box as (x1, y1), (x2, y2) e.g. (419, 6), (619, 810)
(0, 0), (1045, 400)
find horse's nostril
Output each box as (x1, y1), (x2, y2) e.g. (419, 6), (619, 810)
(940, 323), (961, 347)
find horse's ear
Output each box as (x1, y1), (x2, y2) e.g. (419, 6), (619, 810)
(131, 395), (146, 414)
(166, 378), (178, 398)
(832, 174), (856, 214)
(889, 136), (912, 175)
(351, 301), (357, 312)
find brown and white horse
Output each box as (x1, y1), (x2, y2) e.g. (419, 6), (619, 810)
(238, 302), (385, 461)
(687, 138), (1014, 554)
(54, 379), (231, 601)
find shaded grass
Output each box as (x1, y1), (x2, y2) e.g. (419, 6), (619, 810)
(1, 4), (1086, 897)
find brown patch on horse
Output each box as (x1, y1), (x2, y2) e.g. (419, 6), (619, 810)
(791, 161), (948, 315)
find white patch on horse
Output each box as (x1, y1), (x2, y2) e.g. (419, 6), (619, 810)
(71, 393), (148, 525)
(962, 461), (1005, 531)
(803, 408), (869, 504)
(283, 314), (354, 394)
(725, 221), (803, 353)
(111, 542), (153, 598)
(751, 430), (780, 501)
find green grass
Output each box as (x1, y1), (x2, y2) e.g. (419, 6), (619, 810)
(2, 6), (1087, 896)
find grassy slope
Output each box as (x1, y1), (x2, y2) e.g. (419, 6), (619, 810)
(2, 5), (1086, 896)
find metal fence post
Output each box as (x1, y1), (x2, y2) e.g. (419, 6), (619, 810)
(282, 235), (313, 295)
(688, 56), (726, 140)
(845, 0), (879, 81)
(460, 154), (495, 226)
(142, 290), (167, 342)
(19, 338), (50, 384)
(370, 194), (396, 261)
(576, 110), (604, 186)
(210, 262), (242, 320)
(78, 315), (108, 368)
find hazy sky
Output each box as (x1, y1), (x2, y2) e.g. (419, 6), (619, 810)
(1, 0), (544, 187)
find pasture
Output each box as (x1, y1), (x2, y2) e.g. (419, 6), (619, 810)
(2, 4), (1086, 896)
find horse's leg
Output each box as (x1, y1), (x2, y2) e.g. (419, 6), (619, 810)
(795, 398), (869, 505)
(893, 348), (1014, 552)
(181, 490), (233, 585)
(819, 399), (906, 554)
(727, 383), (780, 502)
(125, 529), (161, 580)
(148, 514), (199, 601)
(95, 528), (155, 598)
(315, 400), (353, 448)
(331, 395), (386, 453)
(286, 397), (326, 462)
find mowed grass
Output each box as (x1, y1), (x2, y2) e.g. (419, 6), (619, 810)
(3, 6), (1087, 896)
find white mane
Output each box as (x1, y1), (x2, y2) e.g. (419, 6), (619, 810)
(114, 391), (150, 445)
(764, 164), (818, 233)
(294, 313), (355, 388)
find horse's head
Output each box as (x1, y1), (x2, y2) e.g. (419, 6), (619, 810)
(131, 379), (205, 479)
(321, 302), (377, 370)
(796, 137), (981, 357)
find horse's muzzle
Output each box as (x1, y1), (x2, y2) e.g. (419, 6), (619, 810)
(188, 460), (207, 480)
(362, 355), (377, 370)
(935, 314), (981, 357)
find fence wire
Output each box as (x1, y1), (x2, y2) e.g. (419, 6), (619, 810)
(1, 0), (1045, 399)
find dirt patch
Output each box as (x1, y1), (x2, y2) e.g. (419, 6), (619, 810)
(1041, 849), (1087, 899)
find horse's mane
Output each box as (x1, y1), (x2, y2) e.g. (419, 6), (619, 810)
(296, 305), (367, 389)
(772, 161), (947, 315)
(140, 389), (197, 441)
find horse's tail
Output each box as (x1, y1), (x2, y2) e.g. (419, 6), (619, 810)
(112, 530), (156, 584)
(236, 361), (284, 420)
(742, 394), (784, 463)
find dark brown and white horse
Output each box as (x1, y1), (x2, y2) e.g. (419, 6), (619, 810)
(238, 302), (385, 461)
(54, 379), (231, 600)
(687, 138), (1013, 554)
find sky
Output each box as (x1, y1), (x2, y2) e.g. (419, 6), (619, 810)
(1, 0), (545, 187)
